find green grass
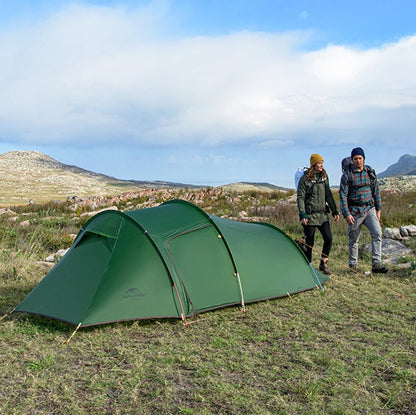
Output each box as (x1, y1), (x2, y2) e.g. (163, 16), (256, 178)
(1, 190), (416, 414)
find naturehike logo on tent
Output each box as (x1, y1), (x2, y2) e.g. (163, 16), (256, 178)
(123, 287), (145, 299)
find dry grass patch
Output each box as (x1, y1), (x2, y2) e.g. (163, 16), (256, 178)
(1, 189), (415, 414)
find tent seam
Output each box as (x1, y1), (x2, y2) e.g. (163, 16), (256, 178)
(166, 223), (213, 317)
(162, 200), (246, 312)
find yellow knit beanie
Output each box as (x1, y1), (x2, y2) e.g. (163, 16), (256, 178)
(310, 153), (324, 166)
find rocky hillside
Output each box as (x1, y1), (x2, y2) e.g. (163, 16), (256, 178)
(0, 151), (284, 207)
(376, 154), (416, 191)
(378, 175), (416, 192)
(219, 182), (291, 192)
(0, 150), (199, 206)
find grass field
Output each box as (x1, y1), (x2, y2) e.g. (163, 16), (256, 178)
(1, 191), (415, 414)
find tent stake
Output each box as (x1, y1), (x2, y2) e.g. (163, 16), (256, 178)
(0, 307), (16, 322)
(181, 313), (189, 326)
(64, 322), (82, 344)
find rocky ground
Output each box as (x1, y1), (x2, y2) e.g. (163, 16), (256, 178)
(378, 175), (416, 192)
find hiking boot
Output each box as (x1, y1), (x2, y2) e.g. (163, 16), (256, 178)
(372, 262), (388, 274)
(319, 260), (332, 275)
(349, 264), (358, 272)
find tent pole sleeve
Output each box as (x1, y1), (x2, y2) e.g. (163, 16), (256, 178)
(142, 229), (189, 324)
(309, 264), (323, 290)
(172, 281), (188, 326)
(235, 273), (246, 312)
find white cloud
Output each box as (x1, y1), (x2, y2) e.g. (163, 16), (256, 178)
(168, 152), (240, 167)
(0, 4), (415, 149)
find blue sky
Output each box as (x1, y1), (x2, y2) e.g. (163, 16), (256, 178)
(1, 0), (415, 188)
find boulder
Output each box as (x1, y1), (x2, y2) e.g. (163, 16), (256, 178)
(383, 227), (402, 240)
(400, 225), (416, 237)
(363, 239), (412, 263)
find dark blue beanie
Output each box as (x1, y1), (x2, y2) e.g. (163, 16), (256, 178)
(351, 147), (365, 159)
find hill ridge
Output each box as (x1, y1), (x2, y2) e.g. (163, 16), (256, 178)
(378, 153), (416, 178)
(0, 150), (283, 206)
(0, 150), (201, 206)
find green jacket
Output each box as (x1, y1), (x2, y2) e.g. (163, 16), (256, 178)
(297, 172), (339, 226)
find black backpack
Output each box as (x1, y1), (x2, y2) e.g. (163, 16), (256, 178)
(341, 157), (377, 192)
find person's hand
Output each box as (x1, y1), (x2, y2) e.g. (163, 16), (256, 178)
(300, 218), (308, 226)
(346, 214), (354, 225)
(334, 214), (340, 222)
(376, 210), (381, 221)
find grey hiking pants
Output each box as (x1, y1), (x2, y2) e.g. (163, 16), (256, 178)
(348, 207), (382, 266)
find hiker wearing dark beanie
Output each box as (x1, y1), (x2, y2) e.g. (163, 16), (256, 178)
(297, 154), (339, 275)
(339, 147), (388, 274)
(351, 147), (365, 159)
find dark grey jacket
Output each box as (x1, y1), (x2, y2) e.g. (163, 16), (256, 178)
(297, 172), (339, 226)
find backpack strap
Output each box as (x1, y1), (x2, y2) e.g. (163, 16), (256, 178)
(347, 165), (376, 190)
(365, 165), (377, 192)
(305, 180), (315, 200)
(305, 175), (326, 201)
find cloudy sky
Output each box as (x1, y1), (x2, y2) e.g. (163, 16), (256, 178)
(1, 0), (415, 188)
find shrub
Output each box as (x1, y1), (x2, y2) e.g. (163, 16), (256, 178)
(380, 191), (416, 227)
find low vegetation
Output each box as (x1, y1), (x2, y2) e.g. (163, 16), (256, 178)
(1, 189), (415, 414)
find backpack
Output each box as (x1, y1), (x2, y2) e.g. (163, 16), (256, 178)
(295, 167), (308, 190)
(341, 156), (377, 192)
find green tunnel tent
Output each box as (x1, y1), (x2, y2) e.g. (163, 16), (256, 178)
(15, 199), (328, 327)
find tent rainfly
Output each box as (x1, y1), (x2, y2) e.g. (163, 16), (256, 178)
(14, 199), (328, 327)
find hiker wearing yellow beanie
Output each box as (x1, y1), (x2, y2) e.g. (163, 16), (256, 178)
(310, 153), (324, 167)
(297, 154), (340, 275)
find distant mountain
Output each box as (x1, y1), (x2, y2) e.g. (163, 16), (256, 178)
(0, 150), (285, 206)
(378, 154), (416, 178)
(0, 150), (200, 206)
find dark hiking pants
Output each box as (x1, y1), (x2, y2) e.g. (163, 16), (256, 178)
(302, 221), (332, 263)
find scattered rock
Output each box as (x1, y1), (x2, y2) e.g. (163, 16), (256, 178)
(45, 248), (70, 262)
(36, 261), (55, 269)
(384, 227), (402, 240)
(79, 206), (118, 218)
(400, 225), (416, 237)
(0, 208), (16, 216)
(363, 238), (413, 264)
